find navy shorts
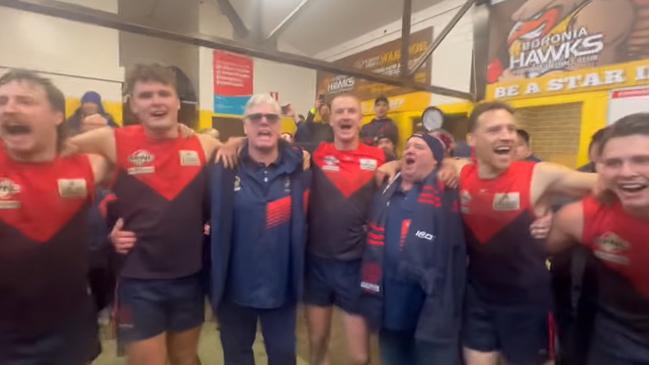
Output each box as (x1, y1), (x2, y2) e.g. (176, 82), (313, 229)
(463, 285), (553, 365)
(587, 315), (649, 365)
(0, 296), (99, 365)
(117, 273), (205, 343)
(303, 255), (362, 314)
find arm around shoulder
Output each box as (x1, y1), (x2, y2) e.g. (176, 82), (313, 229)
(547, 200), (584, 254)
(67, 126), (117, 163)
(534, 161), (597, 198)
(87, 153), (112, 186)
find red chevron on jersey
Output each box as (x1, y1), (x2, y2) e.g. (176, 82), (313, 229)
(0, 150), (94, 242)
(582, 196), (649, 299)
(313, 142), (385, 198)
(459, 161), (536, 244)
(115, 125), (206, 201)
(266, 195), (292, 229)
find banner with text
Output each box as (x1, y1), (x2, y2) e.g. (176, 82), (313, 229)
(316, 27), (433, 101)
(485, 0), (649, 100)
(213, 50), (253, 115)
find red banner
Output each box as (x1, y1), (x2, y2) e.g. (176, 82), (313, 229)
(213, 50), (253, 96)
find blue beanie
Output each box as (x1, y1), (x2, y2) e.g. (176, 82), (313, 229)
(80, 91), (106, 115)
(410, 132), (445, 164)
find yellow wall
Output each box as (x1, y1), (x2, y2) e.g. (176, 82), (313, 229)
(435, 94), (607, 168)
(504, 91), (608, 167)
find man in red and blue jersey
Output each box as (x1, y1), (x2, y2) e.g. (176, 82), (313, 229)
(304, 93), (386, 365)
(548, 113), (649, 365)
(446, 102), (597, 365)
(0, 70), (111, 364)
(70, 64), (221, 365)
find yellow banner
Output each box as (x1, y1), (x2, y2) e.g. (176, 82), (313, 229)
(486, 59), (649, 100)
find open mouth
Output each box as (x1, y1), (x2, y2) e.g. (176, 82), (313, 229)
(257, 130), (272, 137)
(493, 146), (511, 156)
(2, 124), (32, 136)
(150, 110), (167, 118)
(618, 182), (648, 193)
(339, 123), (353, 130)
(404, 156), (416, 166)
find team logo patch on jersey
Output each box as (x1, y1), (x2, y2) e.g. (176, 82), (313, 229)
(322, 155), (340, 172)
(359, 158), (377, 171)
(179, 150), (201, 166)
(0, 178), (21, 209)
(58, 179), (88, 199)
(460, 190), (471, 213)
(492, 192), (520, 211)
(594, 232), (630, 265)
(234, 176), (241, 192)
(127, 149), (155, 175)
(284, 177), (291, 193)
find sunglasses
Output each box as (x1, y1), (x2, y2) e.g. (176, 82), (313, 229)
(246, 113), (280, 123)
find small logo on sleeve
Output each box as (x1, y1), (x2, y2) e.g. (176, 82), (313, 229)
(0, 178), (21, 209)
(127, 150), (155, 175)
(57, 179), (88, 199)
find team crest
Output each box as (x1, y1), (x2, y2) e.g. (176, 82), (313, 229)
(234, 176), (241, 192)
(128, 149), (155, 175)
(284, 177), (291, 193)
(0, 178), (21, 209)
(594, 232), (630, 265)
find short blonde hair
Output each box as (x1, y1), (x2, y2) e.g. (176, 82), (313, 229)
(244, 93), (281, 116)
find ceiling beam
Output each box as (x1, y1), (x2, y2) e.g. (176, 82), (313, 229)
(0, 0), (475, 100)
(408, 0), (475, 76)
(214, 0), (249, 39)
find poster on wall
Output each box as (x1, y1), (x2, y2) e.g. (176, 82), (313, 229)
(485, 0), (649, 100)
(608, 86), (649, 124)
(213, 50), (253, 115)
(315, 27), (433, 102)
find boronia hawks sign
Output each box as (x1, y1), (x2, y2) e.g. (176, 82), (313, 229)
(485, 0), (649, 100)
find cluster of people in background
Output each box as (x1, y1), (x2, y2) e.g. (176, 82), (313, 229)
(1, 63), (648, 365)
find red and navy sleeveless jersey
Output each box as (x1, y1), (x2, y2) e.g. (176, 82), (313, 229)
(459, 161), (551, 306)
(113, 125), (208, 279)
(582, 196), (649, 344)
(308, 142), (385, 260)
(0, 148), (95, 334)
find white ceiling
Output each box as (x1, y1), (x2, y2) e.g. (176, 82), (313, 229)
(118, 0), (440, 56)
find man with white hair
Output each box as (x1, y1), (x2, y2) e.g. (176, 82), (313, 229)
(209, 94), (310, 365)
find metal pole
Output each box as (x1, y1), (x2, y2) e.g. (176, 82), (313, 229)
(408, 0), (475, 76)
(266, 0), (311, 40)
(399, 0), (412, 78)
(0, 0), (475, 100)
